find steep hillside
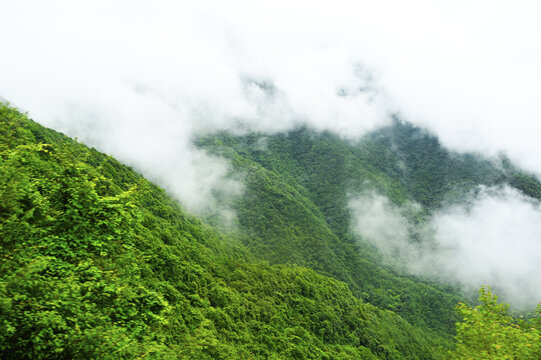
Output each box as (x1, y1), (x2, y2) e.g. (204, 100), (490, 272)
(196, 120), (541, 339)
(0, 104), (452, 359)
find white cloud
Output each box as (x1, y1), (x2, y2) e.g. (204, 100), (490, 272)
(2, 1), (539, 161)
(429, 186), (541, 307)
(350, 187), (541, 307)
(349, 191), (412, 262)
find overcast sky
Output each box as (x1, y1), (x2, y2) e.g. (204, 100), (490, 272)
(2, 1), (541, 303)
(2, 1), (540, 168)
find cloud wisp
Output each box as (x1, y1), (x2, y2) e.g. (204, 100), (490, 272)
(429, 186), (541, 307)
(349, 192), (414, 264)
(350, 187), (541, 307)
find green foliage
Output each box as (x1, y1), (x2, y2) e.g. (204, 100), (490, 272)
(0, 120), (174, 358)
(500, 156), (541, 201)
(197, 127), (466, 340)
(197, 120), (541, 347)
(0, 104), (448, 358)
(452, 287), (541, 359)
(362, 121), (506, 209)
(6, 103), (539, 359)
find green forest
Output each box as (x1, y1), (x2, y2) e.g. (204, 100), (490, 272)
(1, 104), (540, 359)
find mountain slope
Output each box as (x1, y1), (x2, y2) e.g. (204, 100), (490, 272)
(197, 128), (459, 337)
(197, 120), (541, 339)
(0, 104), (449, 359)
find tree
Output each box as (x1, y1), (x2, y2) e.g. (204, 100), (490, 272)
(452, 287), (541, 359)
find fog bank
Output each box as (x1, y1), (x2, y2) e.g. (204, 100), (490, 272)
(350, 187), (541, 307)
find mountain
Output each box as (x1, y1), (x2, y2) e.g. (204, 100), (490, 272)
(195, 119), (541, 336)
(0, 105), (450, 358)
(2, 104), (541, 358)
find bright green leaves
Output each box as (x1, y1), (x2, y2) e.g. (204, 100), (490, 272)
(0, 104), (460, 359)
(0, 255), (172, 359)
(452, 287), (541, 359)
(0, 104), (36, 152)
(0, 141), (137, 260)
(0, 110), (173, 358)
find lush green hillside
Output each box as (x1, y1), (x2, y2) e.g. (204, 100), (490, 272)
(196, 120), (541, 341)
(5, 103), (540, 358)
(0, 104), (457, 359)
(196, 127), (465, 337)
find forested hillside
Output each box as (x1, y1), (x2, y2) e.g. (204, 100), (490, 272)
(196, 120), (541, 340)
(0, 105), (458, 358)
(3, 104), (541, 359)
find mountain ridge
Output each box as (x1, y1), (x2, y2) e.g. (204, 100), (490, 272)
(195, 118), (541, 335)
(3, 103), (541, 358)
(0, 104), (449, 359)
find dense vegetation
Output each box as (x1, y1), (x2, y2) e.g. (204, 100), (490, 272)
(196, 124), (498, 337)
(196, 120), (541, 344)
(452, 288), (541, 359)
(1, 105), (456, 358)
(3, 104), (541, 358)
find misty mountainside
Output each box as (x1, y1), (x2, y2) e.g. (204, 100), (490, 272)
(0, 104), (461, 359)
(3, 103), (541, 359)
(196, 119), (541, 337)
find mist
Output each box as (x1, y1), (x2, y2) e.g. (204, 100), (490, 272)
(429, 186), (541, 307)
(350, 187), (541, 307)
(3, 1), (541, 196)
(2, 1), (541, 302)
(349, 191), (414, 263)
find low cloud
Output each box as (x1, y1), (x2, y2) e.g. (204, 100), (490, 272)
(4, 1), (541, 212)
(0, 1), (389, 220)
(349, 191), (414, 264)
(350, 187), (541, 307)
(429, 186), (541, 307)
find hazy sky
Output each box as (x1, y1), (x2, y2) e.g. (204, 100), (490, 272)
(2, 1), (541, 303)
(3, 1), (540, 168)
